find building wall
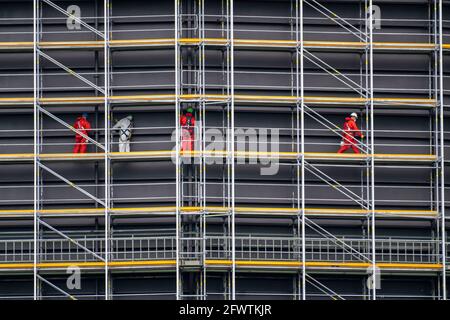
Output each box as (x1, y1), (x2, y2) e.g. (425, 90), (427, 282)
(0, 0), (449, 299)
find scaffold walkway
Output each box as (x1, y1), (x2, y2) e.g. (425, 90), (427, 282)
(0, 38), (446, 51)
(0, 234), (444, 272)
(0, 94), (437, 107)
(0, 206), (438, 219)
(0, 151), (438, 163)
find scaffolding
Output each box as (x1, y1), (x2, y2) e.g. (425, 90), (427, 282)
(0, 0), (448, 300)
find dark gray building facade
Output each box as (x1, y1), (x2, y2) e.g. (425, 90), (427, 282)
(0, 0), (449, 299)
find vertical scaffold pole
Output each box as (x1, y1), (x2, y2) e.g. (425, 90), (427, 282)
(294, 0), (301, 300)
(438, 0), (447, 300)
(230, 0), (236, 301)
(200, 0), (207, 300)
(299, 0), (306, 301)
(104, 0), (111, 300)
(33, 0), (39, 301)
(175, 0), (181, 300)
(368, 0), (377, 301)
(224, 0), (232, 300)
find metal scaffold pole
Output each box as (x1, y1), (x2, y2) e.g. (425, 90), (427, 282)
(294, 0), (301, 300)
(104, 0), (111, 300)
(223, 0), (232, 300)
(299, 0), (306, 301)
(200, 0), (207, 300)
(363, 0), (370, 301)
(33, 0), (39, 301)
(230, 0), (236, 300)
(438, 0), (447, 300)
(368, 0), (377, 301)
(175, 0), (181, 300)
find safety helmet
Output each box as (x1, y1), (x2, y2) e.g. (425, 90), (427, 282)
(127, 115), (133, 121)
(350, 112), (358, 119)
(82, 113), (88, 118)
(186, 107), (194, 114)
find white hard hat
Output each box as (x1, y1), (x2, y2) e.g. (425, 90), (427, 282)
(350, 112), (358, 118)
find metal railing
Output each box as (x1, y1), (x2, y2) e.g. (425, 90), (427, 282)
(0, 235), (440, 265)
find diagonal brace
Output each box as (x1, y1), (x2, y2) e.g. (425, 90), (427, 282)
(303, 50), (368, 97)
(304, 104), (369, 153)
(38, 50), (105, 95)
(38, 106), (105, 151)
(37, 275), (78, 300)
(304, 161), (369, 208)
(304, 0), (366, 42)
(305, 217), (372, 262)
(41, 0), (105, 39)
(38, 162), (106, 207)
(305, 274), (345, 300)
(39, 219), (105, 261)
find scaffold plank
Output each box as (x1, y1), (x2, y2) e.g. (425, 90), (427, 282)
(0, 39), (440, 51)
(0, 260), (177, 270)
(0, 206), (437, 219)
(206, 260), (443, 270)
(0, 94), (436, 107)
(0, 260), (441, 271)
(0, 151), (437, 163)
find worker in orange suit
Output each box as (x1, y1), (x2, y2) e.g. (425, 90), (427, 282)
(73, 113), (91, 153)
(337, 112), (364, 154)
(180, 107), (196, 152)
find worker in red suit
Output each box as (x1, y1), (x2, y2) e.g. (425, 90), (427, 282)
(337, 112), (364, 154)
(180, 107), (196, 152)
(73, 113), (91, 153)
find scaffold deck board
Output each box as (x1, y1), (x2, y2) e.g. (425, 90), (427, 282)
(206, 260), (443, 270)
(0, 260), (177, 270)
(0, 151), (437, 163)
(0, 260), (441, 271)
(0, 39), (440, 51)
(0, 94), (436, 107)
(0, 151), (437, 164)
(0, 206), (437, 219)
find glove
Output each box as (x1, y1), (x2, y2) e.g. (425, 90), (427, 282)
(340, 141), (345, 147)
